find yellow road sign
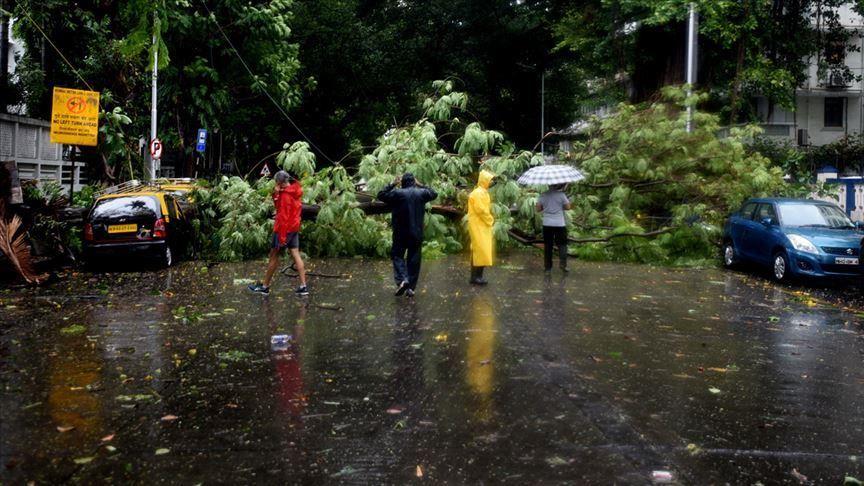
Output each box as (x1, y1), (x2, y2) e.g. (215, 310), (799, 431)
(50, 87), (100, 146)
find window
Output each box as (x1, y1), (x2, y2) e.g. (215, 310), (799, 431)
(825, 40), (847, 65)
(777, 203), (854, 229)
(91, 196), (159, 221)
(824, 97), (845, 128)
(754, 203), (777, 223)
(739, 203), (758, 220)
(164, 195), (177, 219)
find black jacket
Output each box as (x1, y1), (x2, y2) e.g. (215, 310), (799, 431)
(377, 182), (437, 244)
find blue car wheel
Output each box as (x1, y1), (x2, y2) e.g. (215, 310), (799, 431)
(772, 250), (791, 282)
(722, 242), (737, 268)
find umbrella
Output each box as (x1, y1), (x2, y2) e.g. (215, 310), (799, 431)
(517, 165), (584, 186)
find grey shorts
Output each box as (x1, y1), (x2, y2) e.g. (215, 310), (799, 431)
(272, 232), (299, 249)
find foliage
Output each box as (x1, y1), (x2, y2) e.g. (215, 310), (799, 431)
(804, 134), (864, 176)
(193, 82), (792, 266)
(0, 200), (46, 284)
(300, 164), (389, 257)
(11, 0), (301, 179)
(192, 176), (275, 261)
(555, 0), (864, 122)
(21, 180), (82, 257)
(748, 134), (862, 199)
(72, 185), (99, 209)
(287, 0), (582, 157)
(748, 136), (810, 181)
(193, 81), (540, 260)
(98, 93), (137, 181)
(563, 87), (789, 265)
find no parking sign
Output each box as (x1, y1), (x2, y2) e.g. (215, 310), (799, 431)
(150, 138), (163, 160)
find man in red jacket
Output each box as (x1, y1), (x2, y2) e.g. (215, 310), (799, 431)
(249, 170), (309, 296)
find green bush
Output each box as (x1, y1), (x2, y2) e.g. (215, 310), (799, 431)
(22, 181), (71, 256)
(562, 87), (789, 264)
(192, 176), (275, 261)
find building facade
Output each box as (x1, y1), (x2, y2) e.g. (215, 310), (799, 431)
(759, 4), (864, 148)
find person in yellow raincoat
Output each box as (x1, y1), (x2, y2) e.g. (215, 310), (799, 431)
(467, 170), (495, 285)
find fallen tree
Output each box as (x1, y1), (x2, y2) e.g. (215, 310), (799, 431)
(192, 83), (790, 265)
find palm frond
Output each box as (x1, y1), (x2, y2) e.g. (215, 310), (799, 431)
(0, 201), (47, 284)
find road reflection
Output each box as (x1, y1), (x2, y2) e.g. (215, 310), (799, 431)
(266, 299), (307, 424)
(466, 292), (497, 421)
(48, 324), (102, 444)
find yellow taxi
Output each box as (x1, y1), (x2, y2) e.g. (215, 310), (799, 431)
(83, 185), (192, 267)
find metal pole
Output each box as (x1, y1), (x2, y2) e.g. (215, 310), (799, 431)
(686, 3), (698, 133)
(540, 72), (545, 154)
(69, 151), (74, 200)
(149, 29), (158, 180)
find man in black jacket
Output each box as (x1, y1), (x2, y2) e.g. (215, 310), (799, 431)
(377, 173), (437, 297)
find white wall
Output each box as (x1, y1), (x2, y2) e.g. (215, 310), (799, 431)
(794, 94), (863, 146)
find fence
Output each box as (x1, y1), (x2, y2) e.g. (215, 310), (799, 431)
(814, 167), (863, 221)
(0, 113), (87, 195)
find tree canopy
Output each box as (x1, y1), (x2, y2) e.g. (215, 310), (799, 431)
(7, 0), (583, 177)
(555, 0), (864, 123)
(9, 0), (302, 179)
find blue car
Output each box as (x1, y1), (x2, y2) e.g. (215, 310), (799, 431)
(722, 198), (863, 281)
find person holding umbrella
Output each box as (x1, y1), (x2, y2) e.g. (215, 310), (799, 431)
(536, 184), (571, 272)
(468, 170), (496, 285)
(517, 164), (584, 273)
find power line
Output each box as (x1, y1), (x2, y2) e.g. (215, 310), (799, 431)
(196, 0), (337, 164)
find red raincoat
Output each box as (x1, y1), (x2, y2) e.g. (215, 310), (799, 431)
(273, 182), (302, 245)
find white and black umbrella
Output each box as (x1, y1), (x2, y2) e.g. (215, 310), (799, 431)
(517, 165), (584, 186)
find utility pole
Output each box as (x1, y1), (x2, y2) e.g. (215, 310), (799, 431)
(686, 3), (698, 133)
(540, 71), (545, 155)
(149, 22), (158, 180)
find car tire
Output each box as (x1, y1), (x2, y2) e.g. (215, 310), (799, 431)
(771, 250), (791, 282)
(722, 242), (738, 269)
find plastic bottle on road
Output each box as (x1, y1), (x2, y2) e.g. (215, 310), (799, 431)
(270, 334), (291, 352)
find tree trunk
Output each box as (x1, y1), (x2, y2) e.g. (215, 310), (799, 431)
(728, 0), (751, 124)
(728, 38), (746, 124)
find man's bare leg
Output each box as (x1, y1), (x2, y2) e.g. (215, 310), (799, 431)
(262, 248), (281, 287)
(290, 247), (306, 287)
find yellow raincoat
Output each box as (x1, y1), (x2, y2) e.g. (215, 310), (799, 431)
(467, 170), (495, 267)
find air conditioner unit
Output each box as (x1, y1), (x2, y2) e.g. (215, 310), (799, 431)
(827, 73), (848, 89)
(797, 128), (809, 146)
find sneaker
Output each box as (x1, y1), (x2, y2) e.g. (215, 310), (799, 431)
(395, 280), (409, 296)
(295, 285), (310, 296)
(248, 283), (270, 295)
(405, 288), (415, 297)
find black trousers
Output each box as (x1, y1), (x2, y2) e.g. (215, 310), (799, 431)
(543, 226), (568, 270)
(392, 238), (422, 289)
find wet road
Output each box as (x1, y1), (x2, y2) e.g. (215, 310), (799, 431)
(1, 252), (863, 484)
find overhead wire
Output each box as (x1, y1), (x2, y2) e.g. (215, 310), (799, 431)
(196, 0), (337, 165)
